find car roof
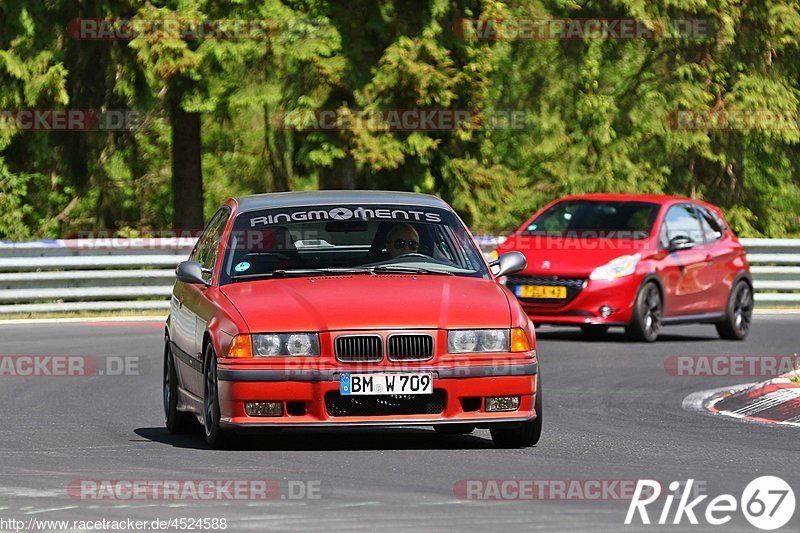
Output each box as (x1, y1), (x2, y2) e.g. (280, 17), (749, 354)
(553, 192), (696, 205)
(232, 190), (450, 213)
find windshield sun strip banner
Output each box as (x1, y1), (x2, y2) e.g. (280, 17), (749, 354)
(242, 205), (444, 227)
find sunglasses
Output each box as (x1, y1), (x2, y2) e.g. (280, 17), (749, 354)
(393, 239), (420, 251)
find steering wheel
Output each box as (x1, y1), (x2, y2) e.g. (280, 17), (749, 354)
(395, 253), (427, 259)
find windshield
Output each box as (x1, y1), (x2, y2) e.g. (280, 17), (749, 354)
(523, 200), (659, 238)
(219, 204), (489, 283)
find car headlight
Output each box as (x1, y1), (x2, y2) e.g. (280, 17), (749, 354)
(589, 253), (641, 281)
(251, 333), (320, 357)
(448, 329), (510, 353)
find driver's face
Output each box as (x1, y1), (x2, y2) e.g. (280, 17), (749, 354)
(387, 227), (420, 258)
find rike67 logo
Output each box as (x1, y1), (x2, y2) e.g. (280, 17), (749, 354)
(626, 477), (795, 530)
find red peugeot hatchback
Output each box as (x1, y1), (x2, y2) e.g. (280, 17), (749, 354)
(494, 194), (752, 342)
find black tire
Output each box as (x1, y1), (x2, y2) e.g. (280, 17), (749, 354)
(163, 337), (195, 434)
(716, 280), (753, 340)
(580, 325), (609, 340)
(625, 282), (662, 342)
(203, 344), (234, 449)
(433, 424), (475, 435)
(490, 376), (542, 448)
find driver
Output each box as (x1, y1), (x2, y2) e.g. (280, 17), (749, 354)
(385, 223), (421, 258)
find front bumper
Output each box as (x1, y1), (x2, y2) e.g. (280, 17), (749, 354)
(216, 361), (537, 429)
(518, 275), (641, 326)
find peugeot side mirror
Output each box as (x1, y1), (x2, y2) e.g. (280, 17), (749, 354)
(175, 261), (209, 285)
(493, 251), (527, 278)
(667, 235), (695, 252)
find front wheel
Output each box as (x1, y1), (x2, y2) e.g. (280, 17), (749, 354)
(490, 376), (542, 448)
(203, 344), (234, 449)
(625, 282), (662, 342)
(163, 337), (195, 434)
(716, 280), (753, 340)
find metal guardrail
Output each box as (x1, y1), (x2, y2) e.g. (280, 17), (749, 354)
(744, 238), (800, 303)
(0, 239), (191, 314)
(0, 237), (797, 314)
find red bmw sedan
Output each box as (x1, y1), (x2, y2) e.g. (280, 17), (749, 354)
(164, 191), (541, 448)
(494, 194), (752, 342)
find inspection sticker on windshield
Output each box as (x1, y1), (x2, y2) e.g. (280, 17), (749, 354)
(340, 373), (433, 395)
(234, 261), (250, 273)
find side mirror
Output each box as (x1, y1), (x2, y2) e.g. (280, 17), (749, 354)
(175, 261), (209, 285)
(493, 251), (526, 278)
(667, 235), (695, 252)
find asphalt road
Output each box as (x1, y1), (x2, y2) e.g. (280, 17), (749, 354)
(0, 315), (797, 532)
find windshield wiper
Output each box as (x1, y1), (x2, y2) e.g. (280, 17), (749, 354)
(231, 265), (454, 281)
(371, 265), (454, 276)
(231, 267), (376, 281)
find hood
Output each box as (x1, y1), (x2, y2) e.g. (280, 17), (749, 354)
(220, 275), (511, 332)
(498, 235), (653, 277)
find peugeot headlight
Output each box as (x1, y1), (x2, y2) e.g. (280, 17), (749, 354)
(251, 333), (320, 357)
(448, 329), (510, 353)
(589, 254), (641, 281)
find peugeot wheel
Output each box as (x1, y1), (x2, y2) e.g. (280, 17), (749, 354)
(716, 280), (753, 340)
(625, 282), (662, 342)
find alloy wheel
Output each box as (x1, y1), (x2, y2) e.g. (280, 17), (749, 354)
(163, 343), (171, 418)
(204, 356), (217, 437)
(642, 284), (662, 338)
(733, 283), (753, 335)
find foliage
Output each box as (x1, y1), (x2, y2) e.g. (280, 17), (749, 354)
(0, 0), (798, 238)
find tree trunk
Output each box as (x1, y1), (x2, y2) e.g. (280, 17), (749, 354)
(169, 87), (204, 230)
(319, 154), (357, 189)
(263, 105), (290, 192)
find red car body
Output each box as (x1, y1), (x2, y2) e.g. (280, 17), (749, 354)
(494, 193), (753, 341)
(164, 191), (541, 448)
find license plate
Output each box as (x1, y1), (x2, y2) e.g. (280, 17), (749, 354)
(516, 284), (566, 299)
(339, 373), (433, 396)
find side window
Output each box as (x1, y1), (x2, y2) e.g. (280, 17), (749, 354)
(662, 204), (704, 246)
(697, 206), (724, 243)
(191, 207), (230, 279)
